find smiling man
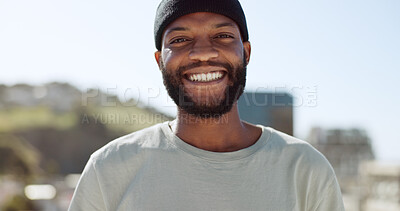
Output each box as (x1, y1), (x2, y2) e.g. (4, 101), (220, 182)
(69, 0), (345, 210)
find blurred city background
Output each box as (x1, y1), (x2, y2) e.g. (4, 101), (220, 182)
(0, 0), (399, 211)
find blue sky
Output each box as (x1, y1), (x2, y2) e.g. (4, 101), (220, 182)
(0, 0), (399, 162)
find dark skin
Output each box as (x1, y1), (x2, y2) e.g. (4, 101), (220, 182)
(155, 12), (261, 152)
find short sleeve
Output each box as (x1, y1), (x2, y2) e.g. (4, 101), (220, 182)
(68, 156), (106, 211)
(312, 177), (345, 211)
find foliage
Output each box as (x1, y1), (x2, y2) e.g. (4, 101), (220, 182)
(0, 134), (41, 181)
(0, 82), (173, 176)
(0, 106), (77, 132)
(1, 194), (37, 211)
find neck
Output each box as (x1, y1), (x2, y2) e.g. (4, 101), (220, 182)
(172, 103), (262, 152)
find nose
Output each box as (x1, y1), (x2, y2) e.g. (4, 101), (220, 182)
(188, 38), (219, 61)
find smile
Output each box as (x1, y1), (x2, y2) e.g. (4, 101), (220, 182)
(186, 71), (225, 82)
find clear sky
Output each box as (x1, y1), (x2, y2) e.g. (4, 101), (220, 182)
(1, 0), (399, 162)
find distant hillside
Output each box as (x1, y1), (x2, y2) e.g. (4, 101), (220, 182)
(0, 82), (173, 174)
(0, 82), (82, 112)
(0, 82), (173, 132)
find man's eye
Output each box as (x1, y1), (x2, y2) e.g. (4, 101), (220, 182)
(170, 38), (188, 44)
(215, 34), (234, 39)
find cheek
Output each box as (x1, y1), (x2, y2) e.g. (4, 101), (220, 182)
(161, 48), (185, 70)
(220, 42), (244, 63)
(161, 48), (173, 64)
(233, 44), (245, 61)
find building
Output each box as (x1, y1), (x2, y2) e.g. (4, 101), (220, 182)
(307, 128), (375, 191)
(307, 128), (376, 211)
(237, 92), (293, 135)
(359, 161), (400, 211)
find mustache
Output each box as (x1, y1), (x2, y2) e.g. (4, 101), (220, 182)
(176, 61), (233, 76)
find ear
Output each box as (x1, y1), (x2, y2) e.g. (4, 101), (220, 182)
(154, 51), (162, 70)
(243, 41), (251, 65)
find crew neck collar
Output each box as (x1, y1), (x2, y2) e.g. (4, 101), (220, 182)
(160, 121), (271, 162)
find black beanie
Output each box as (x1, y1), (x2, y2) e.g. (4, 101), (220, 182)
(154, 0), (248, 51)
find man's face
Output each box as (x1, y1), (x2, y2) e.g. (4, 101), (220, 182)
(155, 12), (251, 118)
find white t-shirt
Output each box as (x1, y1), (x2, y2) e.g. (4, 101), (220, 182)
(69, 121), (345, 211)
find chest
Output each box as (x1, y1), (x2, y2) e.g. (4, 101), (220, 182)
(102, 156), (302, 211)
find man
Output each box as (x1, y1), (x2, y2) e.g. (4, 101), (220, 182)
(69, 0), (345, 210)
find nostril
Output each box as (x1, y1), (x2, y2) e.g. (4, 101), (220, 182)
(189, 47), (219, 61)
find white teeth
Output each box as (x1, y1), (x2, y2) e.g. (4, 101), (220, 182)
(188, 71), (224, 82)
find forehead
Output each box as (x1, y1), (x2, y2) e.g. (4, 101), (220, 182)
(163, 12), (239, 35)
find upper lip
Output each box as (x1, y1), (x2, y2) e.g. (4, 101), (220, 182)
(182, 66), (227, 76)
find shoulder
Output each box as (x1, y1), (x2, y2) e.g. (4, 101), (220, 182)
(263, 126), (335, 175)
(89, 122), (170, 166)
(266, 127), (327, 161)
(262, 127), (344, 209)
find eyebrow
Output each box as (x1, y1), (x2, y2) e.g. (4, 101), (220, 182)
(165, 22), (236, 36)
(213, 22), (236, 29)
(165, 26), (189, 36)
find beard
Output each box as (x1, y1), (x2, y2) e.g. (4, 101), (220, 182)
(161, 53), (247, 119)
